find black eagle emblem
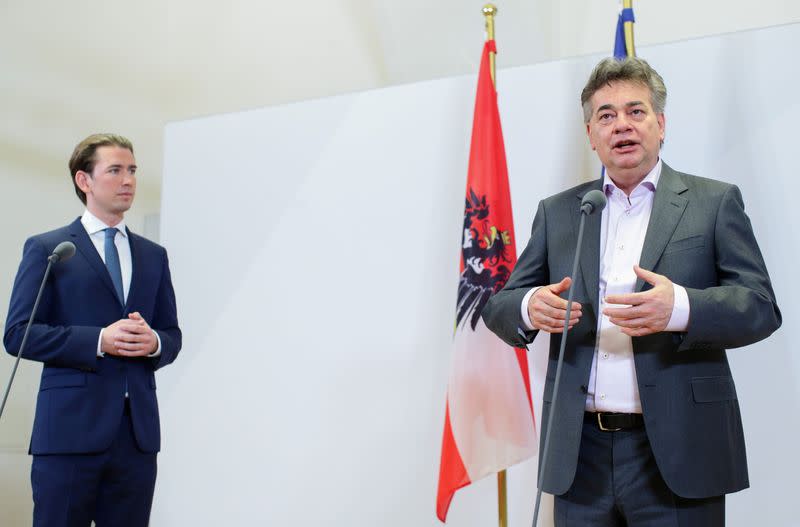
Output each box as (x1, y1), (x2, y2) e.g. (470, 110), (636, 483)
(456, 188), (513, 330)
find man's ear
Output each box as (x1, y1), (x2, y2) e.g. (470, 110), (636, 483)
(586, 123), (597, 151)
(75, 170), (92, 194)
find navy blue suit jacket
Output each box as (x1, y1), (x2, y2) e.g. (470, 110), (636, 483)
(483, 164), (781, 498)
(4, 218), (181, 455)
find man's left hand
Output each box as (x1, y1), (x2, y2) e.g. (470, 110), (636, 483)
(112, 312), (158, 356)
(603, 265), (674, 337)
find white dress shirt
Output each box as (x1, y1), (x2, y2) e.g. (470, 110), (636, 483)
(521, 160), (690, 413)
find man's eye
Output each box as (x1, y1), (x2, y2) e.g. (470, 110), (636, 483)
(599, 113), (613, 121)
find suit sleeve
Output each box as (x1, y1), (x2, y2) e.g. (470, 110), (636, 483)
(149, 249), (181, 370)
(3, 237), (99, 370)
(482, 200), (550, 348)
(679, 185), (781, 351)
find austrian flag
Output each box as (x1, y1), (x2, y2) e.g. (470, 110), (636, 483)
(436, 40), (537, 522)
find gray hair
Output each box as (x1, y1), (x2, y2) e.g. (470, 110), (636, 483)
(581, 57), (667, 123)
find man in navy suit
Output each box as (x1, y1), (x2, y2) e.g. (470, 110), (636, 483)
(4, 133), (181, 526)
(483, 58), (780, 525)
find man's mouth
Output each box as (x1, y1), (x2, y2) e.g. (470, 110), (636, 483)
(613, 140), (638, 152)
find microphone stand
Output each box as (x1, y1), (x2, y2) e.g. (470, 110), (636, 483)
(0, 252), (63, 422)
(531, 200), (596, 527)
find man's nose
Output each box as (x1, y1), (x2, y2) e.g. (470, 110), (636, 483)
(614, 114), (633, 132)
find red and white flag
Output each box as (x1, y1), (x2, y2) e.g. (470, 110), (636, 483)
(436, 40), (537, 522)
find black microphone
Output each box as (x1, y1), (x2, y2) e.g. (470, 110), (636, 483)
(581, 189), (607, 215)
(49, 241), (76, 263)
(531, 189), (605, 527)
(0, 241), (75, 422)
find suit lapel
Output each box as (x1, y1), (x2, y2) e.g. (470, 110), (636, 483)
(67, 218), (122, 304)
(636, 163), (689, 291)
(125, 228), (143, 312)
(574, 180), (604, 321)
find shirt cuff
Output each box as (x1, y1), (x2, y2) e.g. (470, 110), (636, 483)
(520, 287), (541, 331)
(97, 329), (105, 357)
(148, 330), (162, 357)
(665, 283), (690, 332)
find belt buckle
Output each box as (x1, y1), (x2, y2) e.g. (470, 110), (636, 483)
(597, 413), (621, 432)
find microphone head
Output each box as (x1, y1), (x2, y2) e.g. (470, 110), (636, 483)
(50, 241), (76, 263)
(581, 189), (607, 215)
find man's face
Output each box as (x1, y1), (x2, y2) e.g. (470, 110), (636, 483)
(77, 145), (137, 222)
(586, 80), (665, 188)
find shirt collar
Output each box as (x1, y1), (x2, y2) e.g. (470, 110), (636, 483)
(602, 158), (662, 197)
(80, 209), (128, 238)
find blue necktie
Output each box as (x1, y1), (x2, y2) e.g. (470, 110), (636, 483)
(104, 227), (124, 304)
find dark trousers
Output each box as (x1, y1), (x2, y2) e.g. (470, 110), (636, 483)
(31, 403), (157, 527)
(554, 414), (725, 527)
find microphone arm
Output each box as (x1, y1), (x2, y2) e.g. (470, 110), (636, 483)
(531, 190), (605, 527)
(0, 241), (75, 422)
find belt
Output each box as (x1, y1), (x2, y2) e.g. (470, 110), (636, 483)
(585, 412), (643, 432)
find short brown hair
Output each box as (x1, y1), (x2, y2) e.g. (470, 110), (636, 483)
(68, 133), (134, 204)
(581, 57), (667, 123)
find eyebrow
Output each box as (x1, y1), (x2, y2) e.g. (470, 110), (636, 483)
(596, 100), (646, 114)
(107, 164), (137, 170)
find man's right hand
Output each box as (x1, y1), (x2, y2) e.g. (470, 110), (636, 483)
(527, 277), (582, 333)
(101, 318), (151, 356)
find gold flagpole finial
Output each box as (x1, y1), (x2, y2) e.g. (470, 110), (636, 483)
(622, 0), (636, 57)
(482, 4), (498, 87)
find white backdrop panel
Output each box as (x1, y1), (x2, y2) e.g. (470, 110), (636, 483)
(156, 23), (799, 526)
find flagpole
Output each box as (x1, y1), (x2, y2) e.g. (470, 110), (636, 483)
(483, 4), (497, 86)
(481, 7), (508, 527)
(497, 469), (508, 527)
(623, 0), (636, 57)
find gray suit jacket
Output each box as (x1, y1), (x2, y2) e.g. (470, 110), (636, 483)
(482, 163), (781, 498)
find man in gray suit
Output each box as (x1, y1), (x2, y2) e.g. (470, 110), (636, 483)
(482, 57), (781, 526)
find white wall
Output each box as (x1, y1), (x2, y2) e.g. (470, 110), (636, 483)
(154, 23), (800, 526)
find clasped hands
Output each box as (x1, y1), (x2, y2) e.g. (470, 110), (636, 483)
(101, 312), (158, 357)
(527, 265), (674, 337)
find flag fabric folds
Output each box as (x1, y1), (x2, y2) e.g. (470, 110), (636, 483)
(614, 6), (636, 59)
(436, 39), (537, 523)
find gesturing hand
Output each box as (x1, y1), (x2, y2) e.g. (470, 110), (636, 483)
(603, 265), (674, 337)
(527, 277), (582, 333)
